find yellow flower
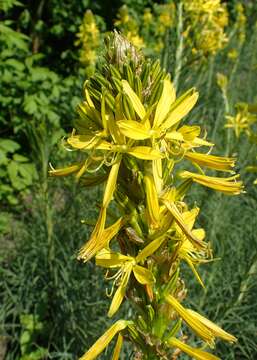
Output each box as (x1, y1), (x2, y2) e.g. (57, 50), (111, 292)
(166, 295), (236, 345)
(79, 320), (130, 360)
(96, 249), (155, 317)
(179, 171), (243, 195)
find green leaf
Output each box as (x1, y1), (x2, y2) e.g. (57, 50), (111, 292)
(13, 154), (29, 162)
(0, 139), (20, 153)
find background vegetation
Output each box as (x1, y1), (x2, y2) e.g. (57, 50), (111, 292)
(0, 0), (257, 359)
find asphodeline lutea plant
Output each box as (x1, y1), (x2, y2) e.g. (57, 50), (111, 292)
(50, 32), (243, 359)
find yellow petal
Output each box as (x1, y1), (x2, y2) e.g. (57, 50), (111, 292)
(191, 137), (214, 147)
(185, 257), (205, 288)
(162, 200), (205, 250)
(161, 88), (199, 131)
(67, 135), (112, 150)
(117, 120), (151, 140)
(103, 158), (121, 208)
(165, 131), (184, 141)
(77, 215), (123, 262)
(133, 265), (155, 284)
(79, 320), (129, 360)
(136, 236), (166, 262)
(152, 154), (163, 194)
(144, 173), (160, 227)
(179, 171), (243, 195)
(153, 79), (176, 128)
(108, 265), (132, 317)
(128, 146), (164, 160)
(48, 163), (82, 177)
(186, 309), (237, 343)
(167, 337), (220, 360)
(122, 80), (146, 120)
(185, 152), (236, 172)
(111, 333), (123, 360)
(178, 125), (200, 141)
(96, 249), (132, 268)
(166, 295), (215, 345)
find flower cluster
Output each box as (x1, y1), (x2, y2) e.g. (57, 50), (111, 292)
(182, 0), (229, 56)
(51, 33), (242, 359)
(75, 10), (101, 76)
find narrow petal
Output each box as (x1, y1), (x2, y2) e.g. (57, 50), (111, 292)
(117, 120), (151, 140)
(144, 173), (160, 227)
(77, 215), (123, 262)
(67, 135), (112, 150)
(128, 146), (164, 160)
(161, 89), (199, 131)
(163, 200), (205, 249)
(133, 265), (155, 284)
(185, 152), (236, 172)
(179, 171), (243, 195)
(136, 236), (166, 262)
(96, 249), (132, 268)
(103, 158), (121, 208)
(108, 265), (132, 317)
(166, 295), (215, 345)
(79, 320), (129, 360)
(167, 337), (220, 360)
(186, 309), (237, 343)
(49, 163), (82, 177)
(154, 79), (176, 128)
(111, 333), (123, 360)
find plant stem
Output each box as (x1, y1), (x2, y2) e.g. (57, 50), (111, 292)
(173, 2), (183, 91)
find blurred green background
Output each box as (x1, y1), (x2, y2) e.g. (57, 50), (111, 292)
(0, 0), (257, 359)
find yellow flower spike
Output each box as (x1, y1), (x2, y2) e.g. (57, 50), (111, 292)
(111, 333), (123, 360)
(79, 320), (129, 360)
(185, 152), (236, 172)
(162, 200), (205, 250)
(160, 88), (199, 132)
(122, 80), (146, 120)
(153, 79), (176, 128)
(165, 295), (215, 345)
(167, 337), (220, 360)
(77, 216), (123, 262)
(144, 173), (160, 228)
(186, 309), (237, 343)
(48, 163), (83, 177)
(103, 158), (121, 208)
(179, 171), (244, 195)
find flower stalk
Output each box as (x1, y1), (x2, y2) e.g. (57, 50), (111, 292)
(51, 32), (242, 359)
